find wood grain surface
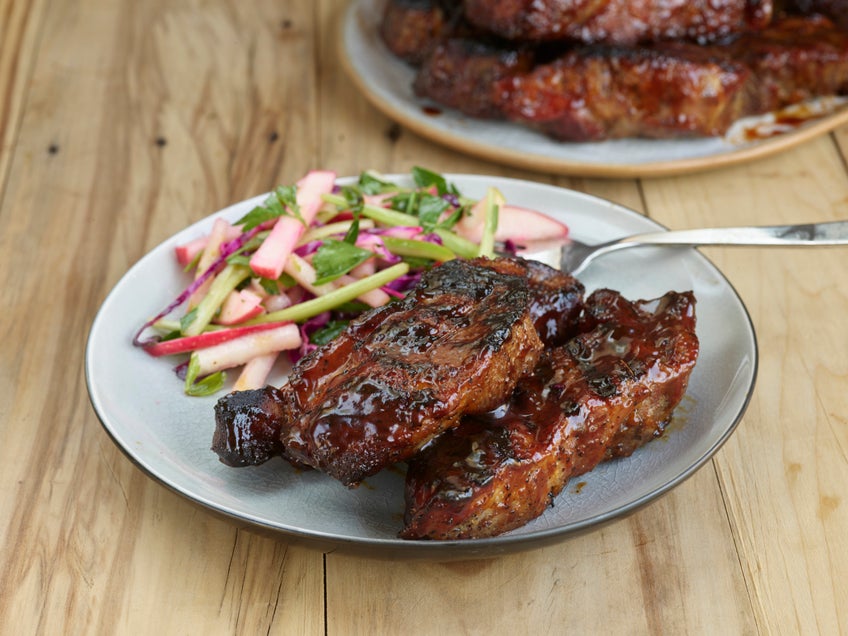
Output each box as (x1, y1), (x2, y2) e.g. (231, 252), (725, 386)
(1, 1), (847, 634)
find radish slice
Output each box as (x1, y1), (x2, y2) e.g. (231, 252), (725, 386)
(193, 323), (301, 375)
(284, 253), (336, 296)
(189, 218), (235, 307)
(175, 224), (241, 267)
(233, 352), (279, 391)
(175, 236), (207, 267)
(216, 289), (265, 325)
(494, 204), (570, 242)
(456, 202), (570, 244)
(263, 293), (293, 313)
(142, 320), (293, 357)
(249, 170), (337, 279)
(363, 192), (396, 207)
(350, 258), (377, 278)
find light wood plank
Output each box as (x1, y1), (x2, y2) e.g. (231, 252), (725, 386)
(326, 467), (754, 635)
(3, 0), (848, 632)
(640, 134), (848, 634)
(0, 0), (325, 633)
(0, 0), (47, 190)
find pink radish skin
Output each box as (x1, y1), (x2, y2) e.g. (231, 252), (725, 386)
(363, 192), (396, 208)
(175, 236), (208, 267)
(249, 170), (337, 279)
(175, 224), (241, 266)
(494, 204), (570, 242)
(456, 201), (570, 243)
(193, 324), (301, 375)
(216, 289), (265, 325)
(143, 321), (294, 357)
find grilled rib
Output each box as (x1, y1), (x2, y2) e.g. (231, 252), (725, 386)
(401, 289), (698, 540)
(462, 0), (773, 45)
(786, 0), (848, 30)
(379, 0), (464, 64)
(514, 256), (584, 347)
(212, 257), (545, 487)
(408, 16), (848, 140)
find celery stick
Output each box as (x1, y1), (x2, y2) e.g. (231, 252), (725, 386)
(322, 193), (479, 259)
(153, 319), (227, 334)
(381, 236), (455, 262)
(433, 229), (478, 259)
(153, 319), (182, 333)
(250, 263), (409, 325)
(478, 188), (504, 259)
(360, 201), (420, 228)
(183, 264), (251, 337)
(300, 219), (375, 244)
(323, 193), (423, 231)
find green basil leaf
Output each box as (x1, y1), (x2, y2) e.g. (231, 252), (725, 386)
(312, 239), (373, 285)
(417, 194), (450, 232)
(436, 204), (465, 231)
(309, 320), (350, 346)
(358, 172), (397, 195)
(338, 185), (363, 215)
(186, 371), (226, 397)
(272, 185), (304, 224)
(235, 185), (303, 231)
(388, 191), (416, 214)
(235, 204), (278, 232)
(277, 272), (298, 288)
(180, 308), (198, 334)
(259, 278), (280, 296)
(411, 166), (448, 194)
(226, 253), (252, 267)
(183, 354), (226, 397)
(343, 216), (361, 244)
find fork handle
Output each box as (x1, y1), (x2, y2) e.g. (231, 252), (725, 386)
(615, 220), (848, 248)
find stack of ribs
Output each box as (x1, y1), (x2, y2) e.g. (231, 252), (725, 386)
(212, 257), (699, 539)
(379, 0), (848, 140)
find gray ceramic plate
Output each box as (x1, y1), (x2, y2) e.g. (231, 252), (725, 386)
(85, 175), (757, 558)
(341, 0), (848, 178)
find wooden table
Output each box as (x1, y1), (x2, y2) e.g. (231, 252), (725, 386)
(2, 1), (847, 633)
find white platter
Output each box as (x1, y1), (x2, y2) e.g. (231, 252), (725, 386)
(85, 174), (757, 558)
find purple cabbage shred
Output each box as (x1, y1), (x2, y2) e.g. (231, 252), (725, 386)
(132, 223), (266, 347)
(294, 240), (323, 257)
(441, 193), (460, 207)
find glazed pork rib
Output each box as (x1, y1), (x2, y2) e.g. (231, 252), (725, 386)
(212, 257), (546, 487)
(379, 0), (772, 51)
(413, 36), (756, 139)
(501, 256), (584, 347)
(379, 0), (464, 64)
(401, 289), (699, 540)
(406, 15), (848, 140)
(462, 0), (773, 45)
(787, 0), (848, 30)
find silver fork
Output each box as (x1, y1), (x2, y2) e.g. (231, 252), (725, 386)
(524, 220), (848, 276)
